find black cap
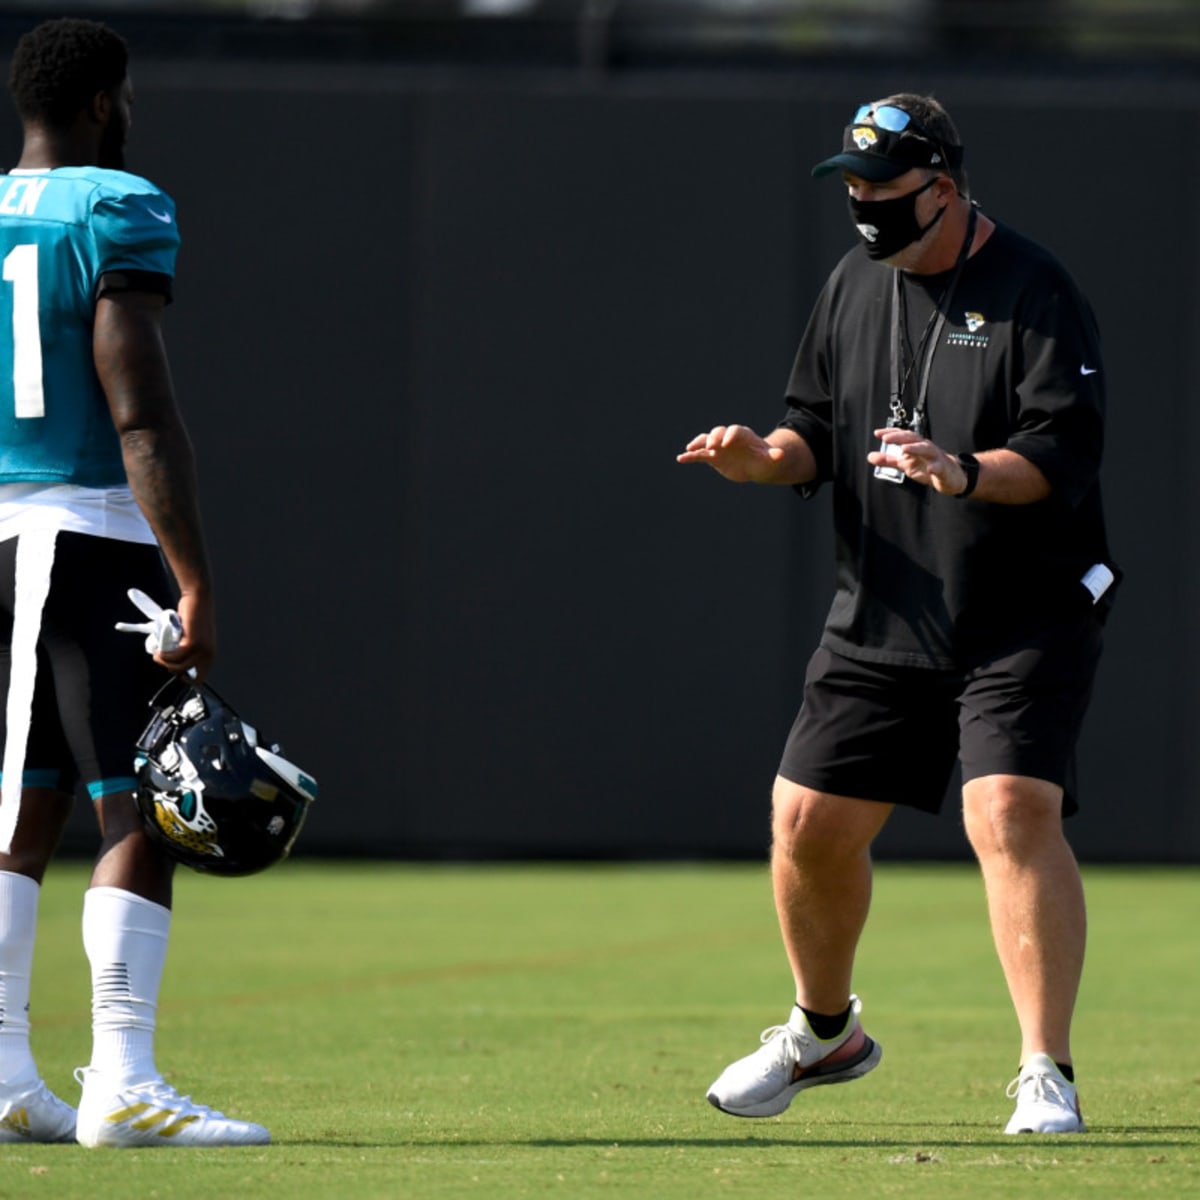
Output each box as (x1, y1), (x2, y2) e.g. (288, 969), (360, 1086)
(812, 121), (963, 182)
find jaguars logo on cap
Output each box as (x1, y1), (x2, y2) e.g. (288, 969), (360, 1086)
(852, 126), (879, 150)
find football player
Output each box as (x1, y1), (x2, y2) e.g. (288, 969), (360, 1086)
(0, 18), (268, 1147)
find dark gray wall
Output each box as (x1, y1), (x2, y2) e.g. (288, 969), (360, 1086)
(5, 59), (1197, 861)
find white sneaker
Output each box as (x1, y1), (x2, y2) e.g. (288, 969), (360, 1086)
(707, 995), (882, 1118)
(1004, 1053), (1085, 1134)
(0, 1078), (77, 1143)
(74, 1068), (270, 1148)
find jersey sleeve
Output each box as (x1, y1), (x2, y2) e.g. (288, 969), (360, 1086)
(90, 184), (180, 281)
(1006, 272), (1105, 510)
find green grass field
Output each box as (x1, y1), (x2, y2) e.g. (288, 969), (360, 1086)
(1, 861), (1197, 1198)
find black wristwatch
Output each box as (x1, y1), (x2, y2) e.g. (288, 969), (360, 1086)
(954, 453), (980, 499)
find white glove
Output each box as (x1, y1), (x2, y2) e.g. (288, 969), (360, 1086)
(115, 588), (184, 654)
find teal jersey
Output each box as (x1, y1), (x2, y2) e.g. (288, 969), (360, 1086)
(0, 167), (179, 486)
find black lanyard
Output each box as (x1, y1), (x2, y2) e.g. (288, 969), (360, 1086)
(888, 204), (978, 435)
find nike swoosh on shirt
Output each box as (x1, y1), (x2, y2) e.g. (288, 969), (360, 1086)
(1079, 366), (1099, 375)
(147, 209), (173, 224)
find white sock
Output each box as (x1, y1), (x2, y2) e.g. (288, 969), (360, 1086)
(82, 886), (170, 1087)
(0, 871), (39, 1089)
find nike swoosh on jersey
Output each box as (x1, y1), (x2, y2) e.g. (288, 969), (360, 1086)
(1080, 366), (1099, 375)
(147, 209), (173, 224)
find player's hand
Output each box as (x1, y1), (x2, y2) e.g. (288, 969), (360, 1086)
(676, 424), (787, 483)
(115, 587), (214, 683)
(159, 589), (216, 684)
(869, 427), (969, 495)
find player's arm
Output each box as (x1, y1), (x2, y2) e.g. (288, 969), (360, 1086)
(677, 424), (818, 485)
(93, 289), (215, 682)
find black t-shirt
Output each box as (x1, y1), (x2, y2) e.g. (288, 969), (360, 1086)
(781, 218), (1118, 670)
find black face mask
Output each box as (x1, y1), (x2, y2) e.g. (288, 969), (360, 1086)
(848, 176), (944, 260)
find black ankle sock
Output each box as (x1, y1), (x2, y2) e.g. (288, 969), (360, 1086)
(1017, 1060), (1074, 1082)
(798, 1003), (852, 1040)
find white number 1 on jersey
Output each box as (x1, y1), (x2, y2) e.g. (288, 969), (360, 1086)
(3, 243), (45, 419)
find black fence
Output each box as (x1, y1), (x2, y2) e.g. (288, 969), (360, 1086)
(2, 26), (1197, 862)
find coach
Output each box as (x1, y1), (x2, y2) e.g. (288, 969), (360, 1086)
(678, 92), (1119, 1135)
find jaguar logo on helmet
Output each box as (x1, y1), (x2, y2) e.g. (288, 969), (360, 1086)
(134, 678), (318, 877)
(852, 126), (878, 150)
(148, 783), (223, 860)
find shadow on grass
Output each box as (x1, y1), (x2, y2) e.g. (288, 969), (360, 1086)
(521, 1130), (1200, 1148)
(286, 1128), (1200, 1149)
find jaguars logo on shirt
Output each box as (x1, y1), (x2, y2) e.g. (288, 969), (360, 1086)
(949, 311), (990, 349)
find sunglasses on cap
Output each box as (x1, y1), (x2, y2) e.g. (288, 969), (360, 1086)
(853, 104), (936, 140)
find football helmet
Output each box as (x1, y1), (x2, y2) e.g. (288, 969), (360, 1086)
(134, 677), (318, 876)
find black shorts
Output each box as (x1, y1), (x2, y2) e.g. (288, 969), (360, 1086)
(0, 531), (171, 800)
(777, 620), (1104, 817)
